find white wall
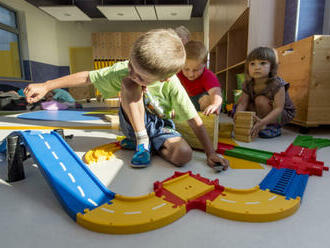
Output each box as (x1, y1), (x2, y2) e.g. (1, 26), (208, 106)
(203, 0), (210, 50)
(1, 0), (203, 66)
(248, 0), (286, 51)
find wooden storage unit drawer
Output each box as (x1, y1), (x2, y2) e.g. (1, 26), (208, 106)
(276, 35), (330, 127)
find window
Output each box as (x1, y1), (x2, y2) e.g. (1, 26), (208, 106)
(0, 4), (22, 79)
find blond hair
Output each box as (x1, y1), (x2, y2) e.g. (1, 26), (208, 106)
(130, 29), (186, 79)
(184, 40), (208, 64)
(174, 25), (191, 45)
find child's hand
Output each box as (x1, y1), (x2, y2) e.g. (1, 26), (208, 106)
(251, 116), (265, 138)
(24, 83), (49, 103)
(203, 104), (220, 116)
(207, 152), (229, 171)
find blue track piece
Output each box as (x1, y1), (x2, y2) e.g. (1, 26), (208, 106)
(19, 130), (116, 220)
(259, 168), (309, 200)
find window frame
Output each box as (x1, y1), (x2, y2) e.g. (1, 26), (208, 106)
(0, 2), (24, 80)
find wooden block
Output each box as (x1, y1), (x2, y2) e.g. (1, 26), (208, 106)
(174, 112), (219, 150)
(234, 133), (252, 142)
(236, 111), (255, 116)
(104, 98), (120, 108)
(234, 127), (251, 136)
(219, 130), (232, 138)
(234, 120), (254, 128)
(234, 111), (255, 128)
(104, 114), (120, 129)
(219, 122), (234, 132)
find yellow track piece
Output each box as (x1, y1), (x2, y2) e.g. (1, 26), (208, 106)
(223, 155), (264, 169)
(84, 143), (121, 164)
(206, 186), (300, 222)
(162, 173), (215, 202)
(77, 193), (186, 234)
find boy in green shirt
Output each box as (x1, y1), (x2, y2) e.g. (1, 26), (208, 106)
(24, 29), (228, 170)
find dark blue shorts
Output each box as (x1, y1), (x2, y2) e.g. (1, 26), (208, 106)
(118, 107), (181, 151)
(190, 92), (208, 111)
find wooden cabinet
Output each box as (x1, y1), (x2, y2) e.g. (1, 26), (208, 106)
(276, 35), (330, 127)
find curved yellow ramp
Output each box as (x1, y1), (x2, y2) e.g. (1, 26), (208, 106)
(206, 186), (300, 222)
(77, 192), (186, 234)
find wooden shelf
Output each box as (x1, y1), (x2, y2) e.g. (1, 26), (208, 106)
(209, 0), (287, 104)
(215, 60), (246, 75)
(209, 8), (249, 104)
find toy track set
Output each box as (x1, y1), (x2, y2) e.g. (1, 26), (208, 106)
(2, 131), (329, 234)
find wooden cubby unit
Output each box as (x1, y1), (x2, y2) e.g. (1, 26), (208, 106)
(217, 72), (227, 97)
(209, 0), (285, 104)
(215, 36), (228, 72)
(210, 8), (249, 104)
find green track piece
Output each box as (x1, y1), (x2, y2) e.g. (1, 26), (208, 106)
(224, 146), (274, 164)
(293, 135), (330, 149)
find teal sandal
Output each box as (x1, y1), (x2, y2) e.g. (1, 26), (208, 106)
(258, 125), (282, 138)
(120, 138), (136, 150)
(131, 144), (151, 168)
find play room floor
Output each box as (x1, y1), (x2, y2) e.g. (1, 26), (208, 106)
(0, 109), (329, 248)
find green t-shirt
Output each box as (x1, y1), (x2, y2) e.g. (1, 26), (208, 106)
(89, 61), (197, 122)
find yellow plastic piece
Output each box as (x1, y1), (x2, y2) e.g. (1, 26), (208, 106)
(76, 192), (186, 234)
(0, 126), (115, 130)
(218, 137), (238, 146)
(217, 138), (263, 169)
(226, 104), (234, 112)
(83, 110), (119, 115)
(223, 155), (264, 169)
(163, 173), (214, 202)
(84, 143), (121, 164)
(206, 186), (300, 222)
(116, 136), (126, 141)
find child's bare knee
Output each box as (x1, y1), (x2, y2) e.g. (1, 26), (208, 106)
(172, 146), (192, 166)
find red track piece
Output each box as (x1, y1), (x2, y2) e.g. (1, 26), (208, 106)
(217, 142), (235, 155)
(154, 171), (225, 212)
(266, 145), (329, 176)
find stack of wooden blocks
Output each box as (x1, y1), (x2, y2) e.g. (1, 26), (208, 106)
(218, 122), (234, 139)
(174, 112), (219, 150)
(234, 111), (255, 142)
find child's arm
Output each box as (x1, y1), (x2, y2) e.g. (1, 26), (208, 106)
(251, 87), (285, 137)
(203, 87), (223, 115)
(187, 115), (229, 169)
(235, 92), (249, 114)
(121, 77), (146, 134)
(24, 71), (91, 103)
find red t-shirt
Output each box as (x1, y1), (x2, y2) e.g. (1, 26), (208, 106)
(177, 68), (221, 97)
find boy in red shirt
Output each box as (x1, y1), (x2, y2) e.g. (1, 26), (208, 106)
(177, 41), (223, 116)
